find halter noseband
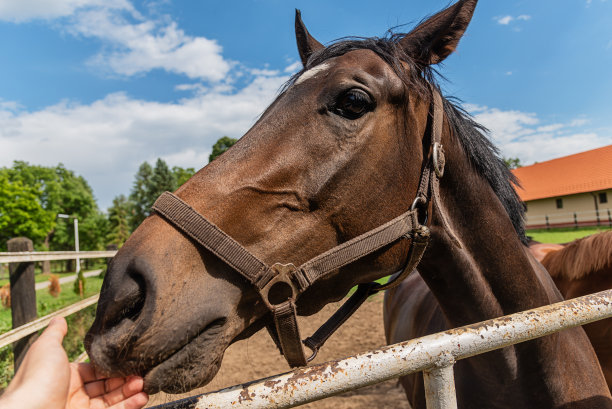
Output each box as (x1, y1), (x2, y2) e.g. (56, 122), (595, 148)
(151, 87), (446, 367)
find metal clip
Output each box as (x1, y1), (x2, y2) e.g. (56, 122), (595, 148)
(433, 142), (445, 178)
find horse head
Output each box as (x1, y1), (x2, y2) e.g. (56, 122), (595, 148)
(85, 0), (478, 394)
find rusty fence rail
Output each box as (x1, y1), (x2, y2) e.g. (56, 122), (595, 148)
(151, 289), (612, 409)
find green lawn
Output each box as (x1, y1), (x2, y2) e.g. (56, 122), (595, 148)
(0, 260), (107, 287)
(526, 226), (612, 244)
(0, 275), (103, 388)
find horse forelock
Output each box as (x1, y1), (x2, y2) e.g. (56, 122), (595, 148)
(542, 231), (612, 281)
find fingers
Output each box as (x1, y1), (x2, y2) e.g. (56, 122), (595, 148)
(83, 376), (126, 398)
(39, 316), (68, 344)
(109, 392), (149, 409)
(88, 376), (148, 409)
(74, 362), (102, 384)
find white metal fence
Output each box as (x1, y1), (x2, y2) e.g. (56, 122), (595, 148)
(151, 289), (612, 409)
(526, 209), (612, 229)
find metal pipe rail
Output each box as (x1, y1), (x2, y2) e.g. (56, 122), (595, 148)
(0, 251), (117, 264)
(151, 288), (612, 409)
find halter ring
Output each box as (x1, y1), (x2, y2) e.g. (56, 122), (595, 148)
(260, 263), (301, 311)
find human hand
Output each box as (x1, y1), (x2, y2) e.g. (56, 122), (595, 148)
(1, 317), (148, 409)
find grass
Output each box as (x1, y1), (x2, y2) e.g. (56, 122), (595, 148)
(0, 260), (107, 287)
(0, 274), (103, 389)
(526, 226), (612, 244)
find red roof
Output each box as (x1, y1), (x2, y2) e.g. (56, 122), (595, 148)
(511, 144), (612, 201)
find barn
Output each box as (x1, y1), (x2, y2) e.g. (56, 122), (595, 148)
(512, 144), (612, 229)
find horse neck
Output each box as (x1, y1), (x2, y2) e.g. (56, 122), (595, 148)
(418, 137), (556, 327)
(414, 124), (612, 406)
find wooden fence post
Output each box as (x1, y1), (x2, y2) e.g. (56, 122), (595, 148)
(7, 237), (38, 370)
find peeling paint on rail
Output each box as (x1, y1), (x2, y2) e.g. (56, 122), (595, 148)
(150, 289), (612, 409)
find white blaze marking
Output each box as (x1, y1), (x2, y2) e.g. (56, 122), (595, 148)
(295, 62), (331, 85)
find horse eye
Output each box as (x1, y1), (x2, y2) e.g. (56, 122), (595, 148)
(333, 89), (374, 119)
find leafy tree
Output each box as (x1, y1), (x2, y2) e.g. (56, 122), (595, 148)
(79, 210), (109, 251)
(0, 174), (55, 251)
(151, 158), (176, 197)
(503, 157), (522, 170)
(106, 195), (132, 247)
(129, 162), (155, 230)
(1, 162), (101, 252)
(129, 158), (180, 230)
(209, 136), (238, 162)
(172, 166), (196, 187)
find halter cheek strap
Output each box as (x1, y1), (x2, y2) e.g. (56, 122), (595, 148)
(151, 86), (447, 367)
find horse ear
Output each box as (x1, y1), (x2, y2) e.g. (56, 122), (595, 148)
(295, 9), (324, 66)
(399, 0), (478, 66)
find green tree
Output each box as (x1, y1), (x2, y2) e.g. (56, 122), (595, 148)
(209, 136), (238, 162)
(129, 159), (179, 230)
(106, 195), (132, 247)
(151, 158), (176, 197)
(129, 162), (155, 230)
(2, 162), (102, 252)
(503, 157), (522, 170)
(0, 173), (55, 251)
(172, 166), (196, 187)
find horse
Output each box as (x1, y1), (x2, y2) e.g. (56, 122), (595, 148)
(85, 0), (612, 407)
(537, 231), (612, 390)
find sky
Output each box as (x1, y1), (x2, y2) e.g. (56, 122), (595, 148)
(1, 0), (611, 211)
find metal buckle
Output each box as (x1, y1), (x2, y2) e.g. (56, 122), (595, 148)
(433, 142), (445, 178)
(410, 196), (428, 225)
(260, 263), (301, 311)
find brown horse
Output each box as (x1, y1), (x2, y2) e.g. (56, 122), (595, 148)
(538, 232), (612, 390)
(85, 0), (611, 406)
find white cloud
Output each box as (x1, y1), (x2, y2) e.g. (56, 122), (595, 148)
(0, 72), (290, 209)
(2, 1), (232, 82)
(68, 8), (232, 82)
(0, 0), (132, 22)
(496, 16), (513, 25)
(466, 105), (610, 164)
(494, 14), (531, 26)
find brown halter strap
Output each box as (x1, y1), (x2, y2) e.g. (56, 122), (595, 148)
(151, 86), (446, 367)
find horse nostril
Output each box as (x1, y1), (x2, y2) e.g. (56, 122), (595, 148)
(122, 271), (146, 321)
(101, 265), (148, 331)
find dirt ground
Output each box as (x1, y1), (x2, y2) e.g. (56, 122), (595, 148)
(147, 292), (409, 408)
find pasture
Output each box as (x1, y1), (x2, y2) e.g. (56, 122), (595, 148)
(528, 226), (612, 244)
(0, 273), (103, 389)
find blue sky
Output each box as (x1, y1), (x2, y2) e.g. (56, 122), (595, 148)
(1, 0), (611, 210)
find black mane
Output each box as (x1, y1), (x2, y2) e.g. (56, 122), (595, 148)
(287, 35), (527, 243)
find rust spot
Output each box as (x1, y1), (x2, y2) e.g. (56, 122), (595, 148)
(264, 380), (281, 388)
(238, 387), (253, 403)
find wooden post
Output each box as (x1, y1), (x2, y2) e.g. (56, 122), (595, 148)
(7, 237), (38, 370)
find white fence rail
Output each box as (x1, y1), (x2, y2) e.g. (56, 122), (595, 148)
(526, 208), (612, 229)
(0, 250), (115, 366)
(0, 294), (99, 349)
(151, 289), (612, 409)
(0, 250), (117, 264)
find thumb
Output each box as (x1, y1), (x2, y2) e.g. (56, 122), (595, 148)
(39, 317), (68, 344)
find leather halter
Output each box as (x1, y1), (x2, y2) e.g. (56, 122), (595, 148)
(151, 87), (446, 367)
